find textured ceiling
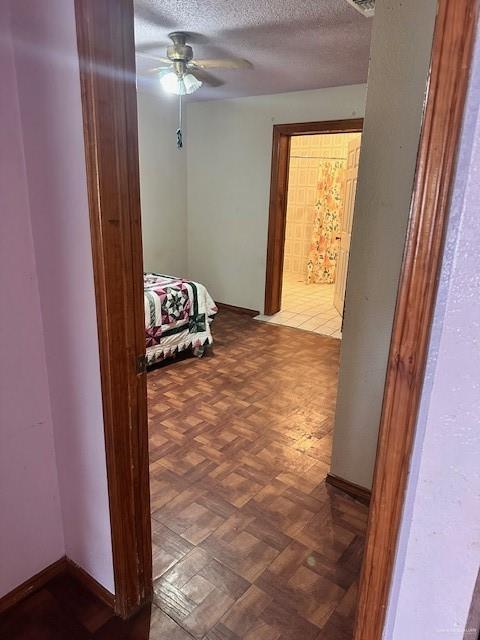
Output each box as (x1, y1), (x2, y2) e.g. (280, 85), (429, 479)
(134, 0), (373, 101)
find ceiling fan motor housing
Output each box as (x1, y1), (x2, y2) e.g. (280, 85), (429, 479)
(167, 43), (193, 62)
(167, 32), (193, 63)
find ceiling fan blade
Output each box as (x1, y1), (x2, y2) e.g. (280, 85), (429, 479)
(188, 67), (224, 88)
(139, 66), (172, 76)
(191, 58), (252, 70)
(136, 51), (171, 65)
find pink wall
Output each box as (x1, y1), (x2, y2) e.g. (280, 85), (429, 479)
(385, 22), (480, 639)
(0, 7), (64, 596)
(1, 0), (114, 594)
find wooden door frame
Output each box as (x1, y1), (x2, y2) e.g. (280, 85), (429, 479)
(74, 0), (479, 632)
(74, 0), (152, 619)
(264, 118), (363, 316)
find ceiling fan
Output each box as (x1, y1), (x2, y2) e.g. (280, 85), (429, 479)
(137, 31), (252, 96)
(137, 32), (251, 149)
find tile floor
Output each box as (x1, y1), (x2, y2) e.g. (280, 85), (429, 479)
(256, 276), (343, 338)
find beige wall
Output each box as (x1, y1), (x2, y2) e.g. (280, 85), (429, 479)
(185, 85), (367, 311)
(137, 88), (187, 277)
(330, 0), (438, 489)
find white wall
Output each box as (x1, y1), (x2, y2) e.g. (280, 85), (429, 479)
(186, 85), (367, 311)
(385, 21), (480, 637)
(330, 0), (438, 489)
(137, 87), (187, 276)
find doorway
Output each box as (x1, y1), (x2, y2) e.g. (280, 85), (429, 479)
(261, 130), (361, 337)
(264, 120), (363, 322)
(73, 0), (477, 637)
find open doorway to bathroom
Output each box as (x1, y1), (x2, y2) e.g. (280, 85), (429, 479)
(283, 132), (361, 336)
(263, 119), (363, 340)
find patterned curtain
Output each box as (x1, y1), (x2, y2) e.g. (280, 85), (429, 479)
(306, 160), (345, 284)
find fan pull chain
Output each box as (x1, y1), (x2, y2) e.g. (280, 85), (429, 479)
(176, 94), (183, 149)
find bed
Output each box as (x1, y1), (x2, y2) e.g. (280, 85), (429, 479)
(144, 273), (218, 366)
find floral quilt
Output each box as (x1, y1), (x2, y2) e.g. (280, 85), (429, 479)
(144, 273), (217, 365)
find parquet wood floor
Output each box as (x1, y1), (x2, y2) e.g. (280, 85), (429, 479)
(0, 311), (368, 640)
(148, 310), (368, 640)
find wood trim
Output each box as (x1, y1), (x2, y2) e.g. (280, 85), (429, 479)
(216, 302), (259, 317)
(74, 0), (152, 619)
(264, 128), (290, 315)
(0, 558), (115, 615)
(463, 568), (480, 640)
(65, 559), (115, 609)
(264, 119), (363, 315)
(354, 2), (480, 638)
(326, 473), (371, 506)
(0, 557), (68, 615)
(272, 119), (364, 137)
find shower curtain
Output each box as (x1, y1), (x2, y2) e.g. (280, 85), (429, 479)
(306, 159), (345, 284)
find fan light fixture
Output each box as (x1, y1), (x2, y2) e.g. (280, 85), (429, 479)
(160, 71), (202, 96)
(139, 32), (251, 148)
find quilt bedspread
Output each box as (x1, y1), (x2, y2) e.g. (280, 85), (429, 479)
(144, 273), (217, 365)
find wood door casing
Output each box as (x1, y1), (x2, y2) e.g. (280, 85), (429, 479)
(334, 136), (361, 315)
(74, 0), (152, 618)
